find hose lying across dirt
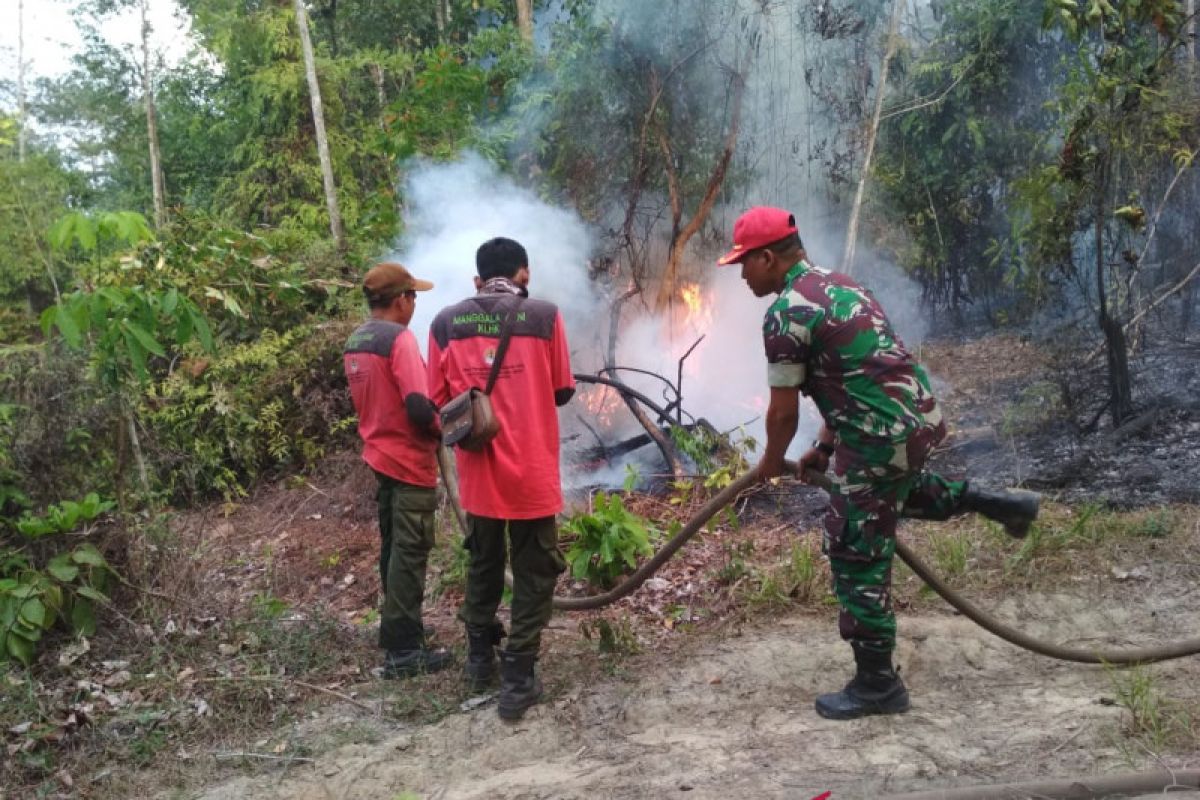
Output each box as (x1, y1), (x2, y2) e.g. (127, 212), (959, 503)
(440, 450), (1200, 665)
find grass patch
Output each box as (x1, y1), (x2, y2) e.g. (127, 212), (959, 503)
(739, 539), (827, 608)
(899, 502), (1200, 602)
(1107, 664), (1200, 760)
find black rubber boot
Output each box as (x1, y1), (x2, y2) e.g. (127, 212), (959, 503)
(382, 632), (452, 679)
(814, 647), (910, 721)
(497, 650), (543, 721)
(465, 620), (506, 692)
(960, 483), (1040, 539)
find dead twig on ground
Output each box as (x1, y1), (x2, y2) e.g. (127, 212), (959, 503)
(211, 751), (314, 764)
(198, 675), (377, 714)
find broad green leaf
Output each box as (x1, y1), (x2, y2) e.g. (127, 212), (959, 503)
(122, 328), (150, 382)
(122, 320), (167, 357)
(55, 305), (83, 348)
(76, 215), (97, 252)
(47, 556), (80, 583)
(10, 622), (41, 641)
(97, 287), (126, 305)
(48, 213), (77, 252)
(71, 544), (106, 567)
(175, 311), (194, 345)
(71, 598), (97, 636)
(76, 585), (109, 604)
(39, 306), (57, 338)
(18, 598), (47, 629)
(190, 308), (215, 352)
(6, 632), (34, 665)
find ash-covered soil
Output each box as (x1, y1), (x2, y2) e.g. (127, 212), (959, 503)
(922, 334), (1200, 507)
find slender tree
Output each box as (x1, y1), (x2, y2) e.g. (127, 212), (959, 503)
(17, 0), (27, 163)
(140, 0), (167, 228)
(516, 0), (534, 44)
(293, 0), (346, 250)
(841, 0), (902, 275)
(653, 44), (752, 311)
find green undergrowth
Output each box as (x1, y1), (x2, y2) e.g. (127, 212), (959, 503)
(895, 501), (1199, 601)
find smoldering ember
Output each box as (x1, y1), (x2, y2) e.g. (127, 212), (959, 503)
(2, 2), (1199, 799)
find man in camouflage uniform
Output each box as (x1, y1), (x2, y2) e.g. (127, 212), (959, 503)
(718, 206), (1039, 720)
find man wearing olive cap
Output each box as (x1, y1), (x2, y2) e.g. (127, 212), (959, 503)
(719, 207), (1038, 720)
(344, 262), (450, 678)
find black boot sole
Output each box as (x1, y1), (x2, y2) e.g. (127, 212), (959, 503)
(814, 692), (910, 720)
(497, 687), (543, 720)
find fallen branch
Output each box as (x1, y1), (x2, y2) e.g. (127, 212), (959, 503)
(211, 751), (314, 764)
(576, 372), (684, 478)
(198, 675), (377, 714)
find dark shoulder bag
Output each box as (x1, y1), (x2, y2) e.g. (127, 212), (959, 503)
(439, 301), (519, 451)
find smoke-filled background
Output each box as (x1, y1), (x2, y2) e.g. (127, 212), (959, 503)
(385, 1), (932, 484)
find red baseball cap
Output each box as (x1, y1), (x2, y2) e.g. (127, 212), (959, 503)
(716, 206), (799, 265)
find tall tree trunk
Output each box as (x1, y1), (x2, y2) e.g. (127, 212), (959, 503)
(17, 0), (26, 163)
(841, 0), (902, 276)
(1189, 0), (1196, 62)
(1095, 162), (1133, 426)
(1185, 0), (1198, 330)
(294, 0), (346, 251)
(434, 0), (452, 41)
(516, 0), (534, 43)
(653, 46), (752, 311)
(140, 0), (167, 229)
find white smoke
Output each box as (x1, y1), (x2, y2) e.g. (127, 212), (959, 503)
(391, 2), (938, 481)
(388, 153), (599, 349)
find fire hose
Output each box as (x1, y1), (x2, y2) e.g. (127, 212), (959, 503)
(439, 448), (1200, 665)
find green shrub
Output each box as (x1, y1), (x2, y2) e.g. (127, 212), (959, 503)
(563, 492), (657, 588)
(1, 492), (114, 666)
(144, 321), (356, 501)
(0, 345), (117, 510)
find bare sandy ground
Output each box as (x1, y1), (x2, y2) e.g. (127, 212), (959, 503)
(190, 575), (1200, 800)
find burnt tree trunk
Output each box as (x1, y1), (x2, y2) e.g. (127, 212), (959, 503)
(654, 44), (753, 311)
(1096, 162), (1134, 425)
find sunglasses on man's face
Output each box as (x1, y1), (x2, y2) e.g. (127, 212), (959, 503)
(402, 289), (418, 299)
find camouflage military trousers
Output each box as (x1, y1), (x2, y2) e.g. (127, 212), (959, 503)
(824, 432), (965, 655)
(375, 474), (438, 652)
(458, 515), (567, 654)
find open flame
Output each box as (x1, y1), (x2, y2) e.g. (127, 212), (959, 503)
(676, 281), (714, 335)
(579, 384), (625, 430)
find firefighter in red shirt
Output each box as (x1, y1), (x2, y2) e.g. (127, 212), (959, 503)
(428, 237), (575, 720)
(344, 262), (451, 678)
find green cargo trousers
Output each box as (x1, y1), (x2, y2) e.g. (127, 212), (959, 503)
(824, 428), (964, 656)
(375, 473), (437, 652)
(458, 514), (566, 654)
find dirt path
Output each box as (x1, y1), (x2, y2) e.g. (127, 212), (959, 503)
(191, 575), (1200, 800)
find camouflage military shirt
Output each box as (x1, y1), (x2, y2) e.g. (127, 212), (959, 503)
(763, 260), (942, 448)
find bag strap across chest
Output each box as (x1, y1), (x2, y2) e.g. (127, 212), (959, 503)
(481, 296), (522, 395)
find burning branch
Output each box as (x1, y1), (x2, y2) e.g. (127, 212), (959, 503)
(575, 373), (684, 479)
(654, 42), (754, 311)
(574, 334), (711, 481)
